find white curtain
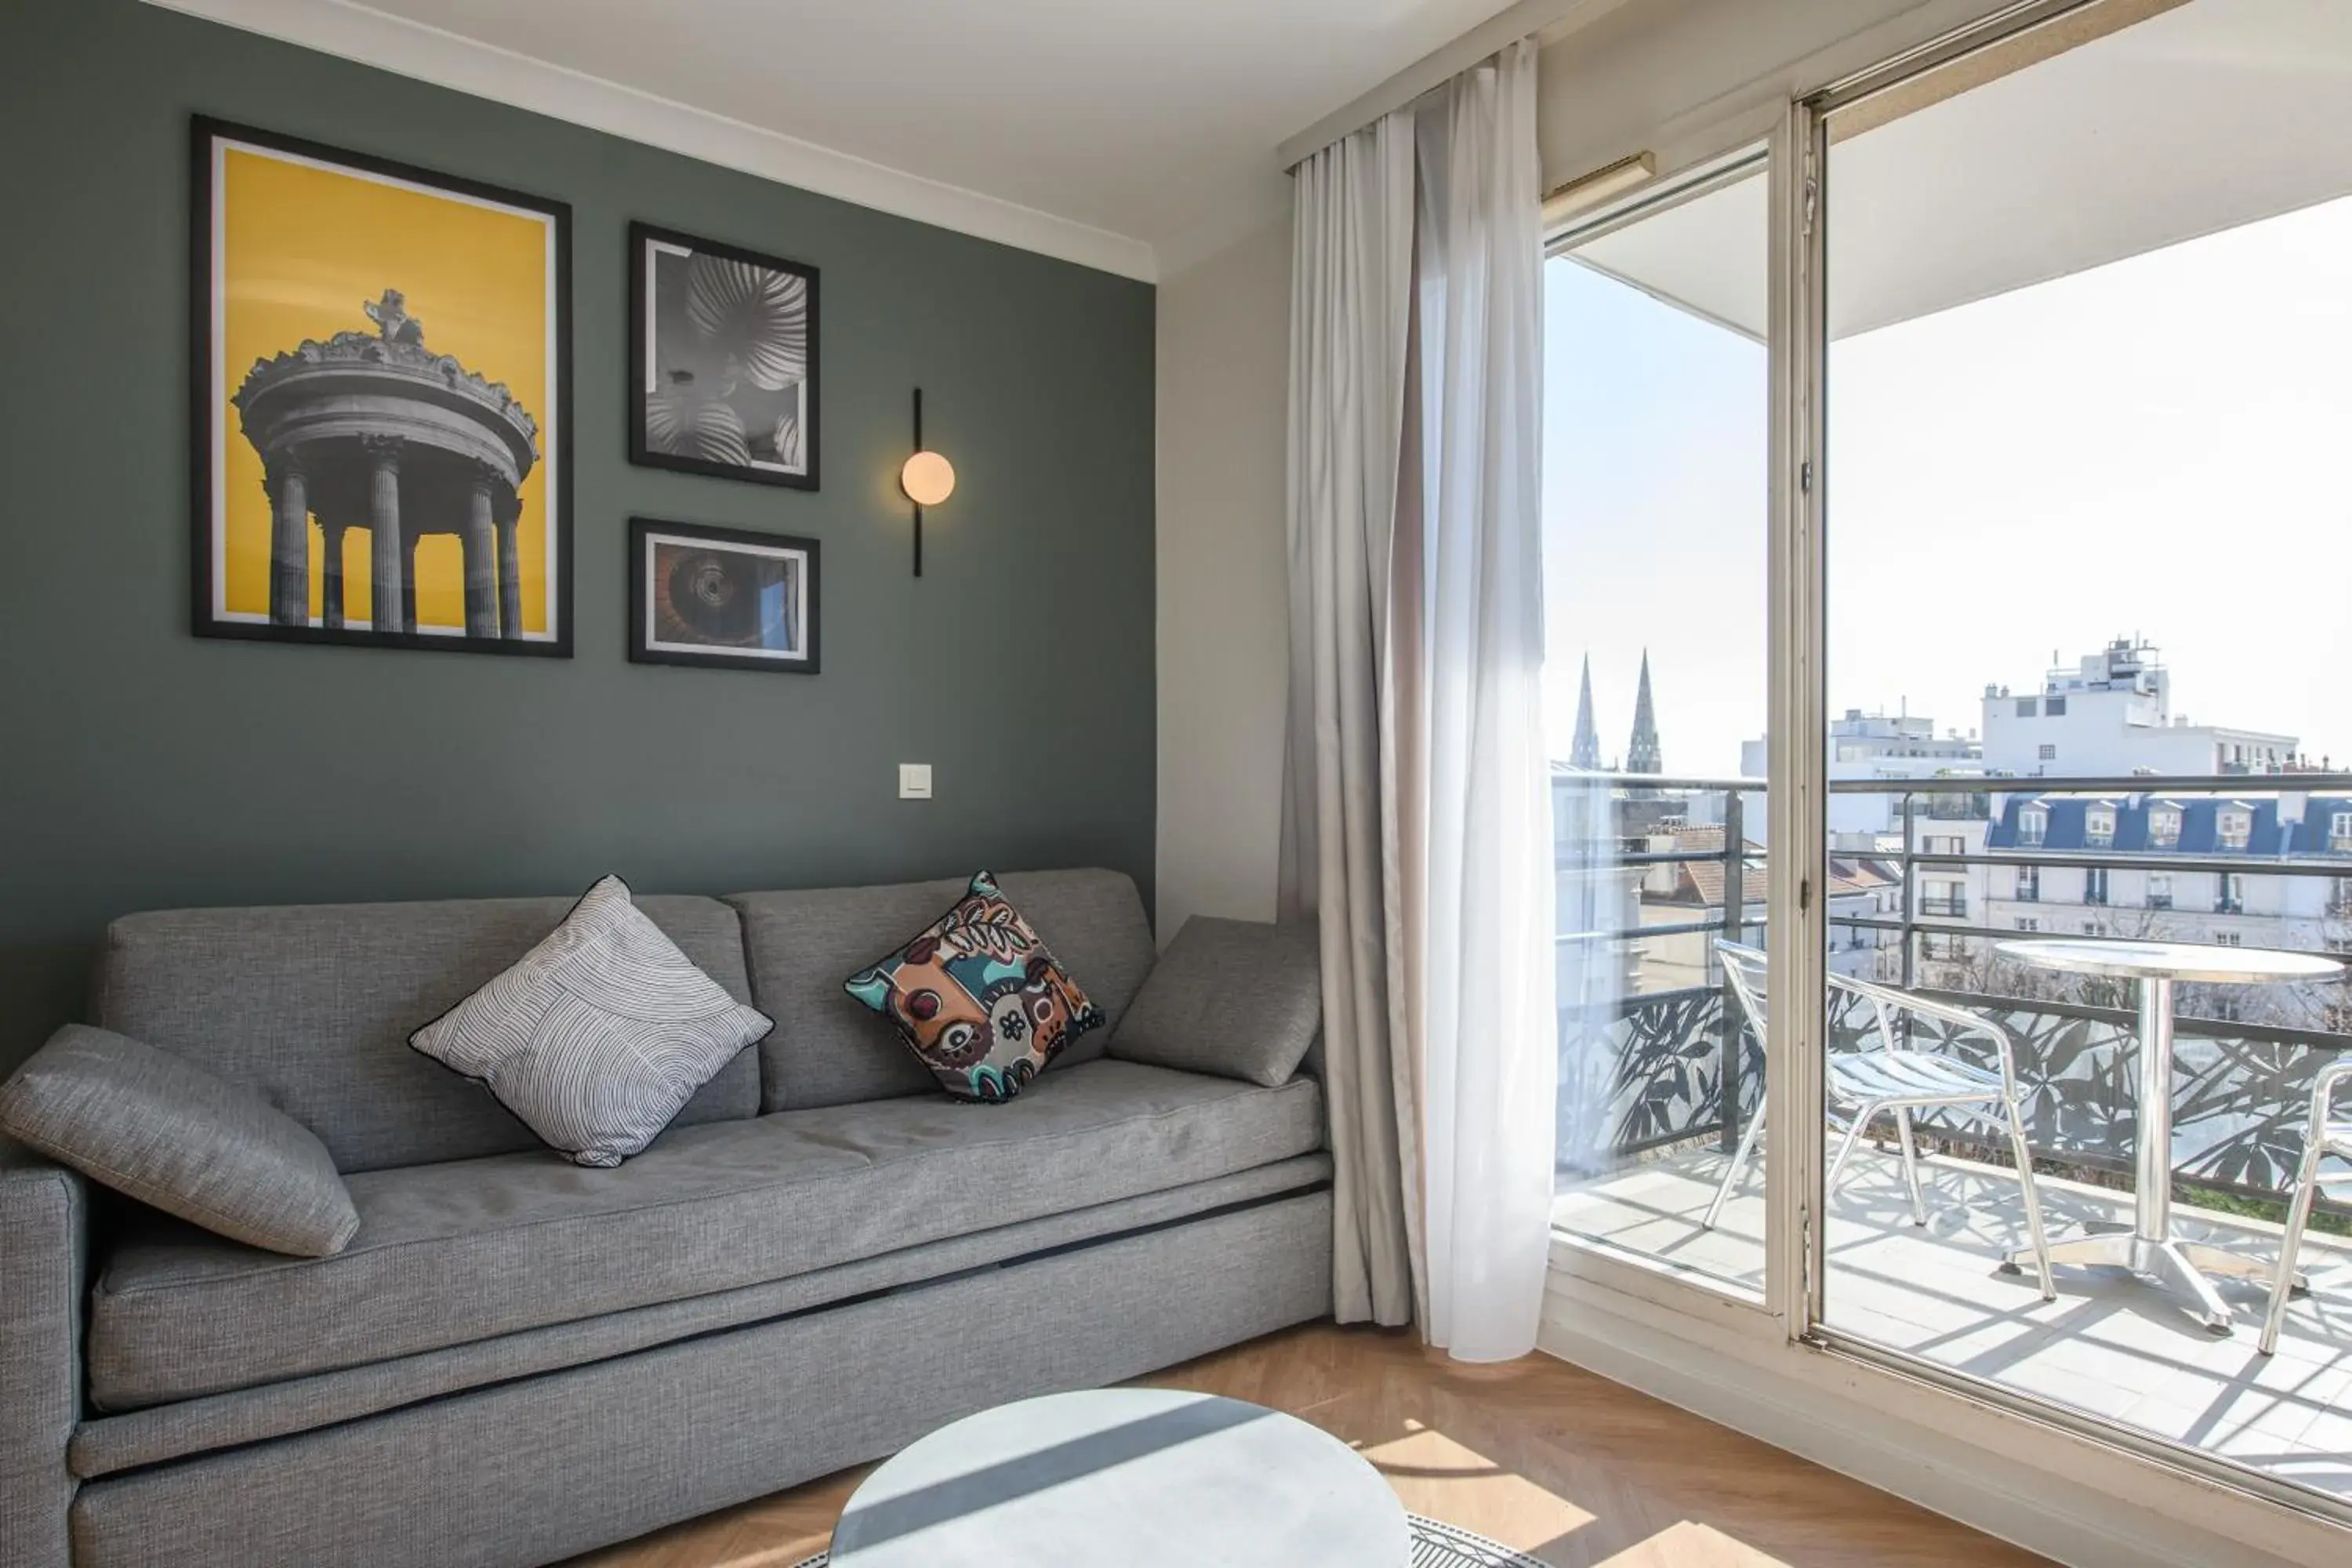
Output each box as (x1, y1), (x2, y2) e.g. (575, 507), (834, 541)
(1283, 41), (1554, 1359)
(1407, 40), (1555, 1363)
(1279, 108), (1419, 1327)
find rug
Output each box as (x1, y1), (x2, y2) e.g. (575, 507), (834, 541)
(789, 1514), (1548, 1566)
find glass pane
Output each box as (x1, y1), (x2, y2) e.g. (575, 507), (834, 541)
(1544, 157), (1773, 1298)
(1817, 0), (2352, 1504)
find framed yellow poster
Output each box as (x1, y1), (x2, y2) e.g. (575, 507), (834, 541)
(193, 118), (572, 655)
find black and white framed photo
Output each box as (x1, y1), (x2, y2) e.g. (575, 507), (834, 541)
(630, 222), (818, 489)
(628, 518), (819, 673)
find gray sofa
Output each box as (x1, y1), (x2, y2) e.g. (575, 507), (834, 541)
(0, 869), (1333, 1568)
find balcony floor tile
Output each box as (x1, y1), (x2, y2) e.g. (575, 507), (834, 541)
(1559, 1144), (2352, 1510)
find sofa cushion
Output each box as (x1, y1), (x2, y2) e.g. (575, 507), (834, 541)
(727, 869), (1154, 1111)
(86, 1059), (1322, 1410)
(411, 878), (773, 1167)
(70, 1154), (1333, 1479)
(0, 1026), (357, 1256)
(844, 871), (1104, 1103)
(95, 895), (762, 1173)
(1109, 917), (1322, 1087)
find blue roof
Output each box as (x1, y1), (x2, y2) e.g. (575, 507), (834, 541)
(1981, 793), (2341, 856)
(2286, 797), (2352, 856)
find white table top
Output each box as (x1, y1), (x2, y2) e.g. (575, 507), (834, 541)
(829, 1388), (1410, 1568)
(1994, 938), (2344, 985)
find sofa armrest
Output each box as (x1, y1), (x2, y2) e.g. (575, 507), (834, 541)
(1, 1136), (86, 1568)
(1108, 917), (1322, 1088)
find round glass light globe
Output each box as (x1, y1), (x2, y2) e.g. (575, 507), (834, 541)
(901, 451), (956, 507)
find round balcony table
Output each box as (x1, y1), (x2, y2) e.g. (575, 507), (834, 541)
(1994, 938), (2344, 1334)
(829, 1388), (1410, 1567)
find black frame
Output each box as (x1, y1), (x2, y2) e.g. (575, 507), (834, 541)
(189, 115), (575, 658)
(628, 221), (821, 490)
(626, 517), (822, 674)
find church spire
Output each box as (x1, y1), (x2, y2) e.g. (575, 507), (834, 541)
(1569, 654), (1602, 771)
(1627, 650), (1662, 776)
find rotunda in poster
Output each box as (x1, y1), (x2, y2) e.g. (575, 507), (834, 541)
(232, 289), (541, 637)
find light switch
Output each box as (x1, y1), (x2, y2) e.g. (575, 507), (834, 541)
(898, 764), (933, 800)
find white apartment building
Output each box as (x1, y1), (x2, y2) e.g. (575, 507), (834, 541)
(1980, 637), (2298, 779)
(1740, 709), (1983, 847)
(1584, 643), (2350, 996)
(1929, 643), (2351, 993)
(1742, 643), (2352, 991)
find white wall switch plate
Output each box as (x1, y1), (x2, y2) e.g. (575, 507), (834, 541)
(898, 764), (933, 800)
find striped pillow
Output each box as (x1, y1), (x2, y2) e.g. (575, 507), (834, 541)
(410, 876), (771, 1167)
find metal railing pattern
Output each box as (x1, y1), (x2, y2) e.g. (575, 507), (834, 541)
(1553, 771), (2352, 1198)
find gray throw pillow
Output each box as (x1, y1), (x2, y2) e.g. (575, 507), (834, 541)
(410, 875), (772, 1167)
(0, 1025), (359, 1256)
(1109, 916), (1322, 1087)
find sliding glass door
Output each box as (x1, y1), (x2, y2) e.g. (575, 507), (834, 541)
(1805, 0), (2352, 1517)
(1541, 0), (2352, 1524)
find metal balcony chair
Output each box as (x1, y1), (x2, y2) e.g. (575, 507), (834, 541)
(1700, 941), (2056, 1300)
(2259, 1059), (2352, 1354)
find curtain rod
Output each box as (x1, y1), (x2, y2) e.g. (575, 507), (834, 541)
(1276, 0), (1635, 172)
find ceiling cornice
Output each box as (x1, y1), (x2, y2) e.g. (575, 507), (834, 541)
(142, 0), (1161, 282)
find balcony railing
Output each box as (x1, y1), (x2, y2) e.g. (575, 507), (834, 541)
(1555, 770), (2352, 1203)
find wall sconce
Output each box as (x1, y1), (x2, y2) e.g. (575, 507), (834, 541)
(899, 387), (954, 576)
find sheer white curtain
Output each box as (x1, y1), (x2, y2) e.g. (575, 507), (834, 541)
(1282, 40), (1554, 1359)
(1406, 40), (1555, 1362)
(1279, 108), (1419, 1327)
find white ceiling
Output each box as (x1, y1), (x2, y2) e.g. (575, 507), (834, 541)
(1570, 0), (2352, 339)
(158, 0), (1525, 278)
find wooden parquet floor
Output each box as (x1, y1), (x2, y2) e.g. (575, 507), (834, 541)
(569, 1322), (2050, 1567)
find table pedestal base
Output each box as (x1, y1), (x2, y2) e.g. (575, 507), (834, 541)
(2007, 1221), (2307, 1335)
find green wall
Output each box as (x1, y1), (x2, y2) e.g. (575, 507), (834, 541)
(0, 1), (1156, 1070)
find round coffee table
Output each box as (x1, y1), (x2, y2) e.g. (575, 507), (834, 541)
(829, 1388), (1410, 1567)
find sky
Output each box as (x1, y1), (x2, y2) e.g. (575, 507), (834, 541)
(1541, 191), (2352, 778)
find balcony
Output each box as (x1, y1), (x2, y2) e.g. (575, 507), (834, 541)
(1559, 1143), (2352, 1496)
(1552, 771), (2352, 1512)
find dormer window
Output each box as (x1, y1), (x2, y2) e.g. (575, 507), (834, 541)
(2018, 807), (2048, 848)
(2085, 807), (2116, 847)
(2217, 809), (2252, 850)
(2148, 808), (2181, 848)
(2332, 810), (2352, 851)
